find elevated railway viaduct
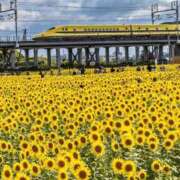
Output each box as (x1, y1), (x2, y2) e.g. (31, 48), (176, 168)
(1, 24), (180, 69)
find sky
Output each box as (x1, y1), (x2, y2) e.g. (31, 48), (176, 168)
(0, 0), (177, 39)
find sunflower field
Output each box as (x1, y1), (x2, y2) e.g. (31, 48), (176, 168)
(0, 66), (179, 180)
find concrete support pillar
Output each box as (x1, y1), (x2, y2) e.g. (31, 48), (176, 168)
(68, 48), (73, 66)
(56, 48), (61, 69)
(171, 45), (175, 60)
(144, 46), (148, 61)
(2, 50), (7, 67)
(77, 48), (82, 65)
(47, 48), (51, 69)
(173, 44), (180, 63)
(10, 49), (16, 69)
(169, 45), (173, 61)
(105, 47), (110, 65)
(154, 46), (159, 65)
(34, 48), (38, 67)
(25, 49), (29, 64)
(135, 46), (140, 62)
(125, 46), (129, 62)
(115, 47), (119, 64)
(85, 48), (90, 66)
(95, 48), (100, 66)
(159, 45), (163, 61)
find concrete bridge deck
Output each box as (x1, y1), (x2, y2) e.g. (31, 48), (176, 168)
(0, 35), (179, 69)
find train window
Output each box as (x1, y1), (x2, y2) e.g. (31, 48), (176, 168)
(73, 28), (76, 32)
(65, 28), (68, 31)
(138, 27), (141, 30)
(156, 28), (159, 31)
(48, 27), (55, 31)
(125, 27), (128, 31)
(116, 28), (119, 31)
(146, 28), (149, 31)
(166, 28), (169, 31)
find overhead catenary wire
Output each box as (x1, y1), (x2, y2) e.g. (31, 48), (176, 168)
(17, 2), (149, 10)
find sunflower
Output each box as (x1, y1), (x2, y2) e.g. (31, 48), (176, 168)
(151, 160), (161, 173)
(137, 169), (147, 180)
(111, 158), (124, 174)
(91, 142), (105, 157)
(135, 135), (145, 146)
(122, 160), (136, 175)
(14, 172), (30, 180)
(56, 156), (67, 171)
(75, 166), (91, 180)
(30, 163), (41, 177)
(30, 143), (39, 156)
(127, 174), (137, 180)
(104, 110), (113, 120)
(13, 162), (21, 173)
(70, 159), (83, 173)
(162, 164), (171, 175)
(58, 137), (65, 147)
(104, 125), (113, 135)
(44, 158), (55, 171)
(89, 132), (100, 143)
(163, 139), (174, 151)
(20, 140), (29, 151)
(65, 141), (74, 151)
(20, 159), (30, 172)
(57, 170), (68, 180)
(111, 141), (120, 152)
(148, 141), (158, 152)
(114, 120), (122, 130)
(121, 134), (135, 150)
(85, 112), (94, 122)
(0, 141), (8, 152)
(166, 131), (178, 142)
(78, 135), (87, 147)
(70, 150), (80, 161)
(1, 165), (13, 180)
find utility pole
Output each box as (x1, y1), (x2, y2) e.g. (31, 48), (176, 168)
(176, 0), (179, 41)
(151, 1), (179, 42)
(14, 0), (18, 48)
(0, 0), (18, 47)
(151, 1), (178, 25)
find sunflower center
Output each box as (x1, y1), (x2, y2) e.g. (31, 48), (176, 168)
(115, 162), (122, 170)
(125, 164), (133, 172)
(95, 145), (102, 153)
(79, 170), (87, 179)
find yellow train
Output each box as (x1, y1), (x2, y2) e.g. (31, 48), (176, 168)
(34, 24), (180, 40)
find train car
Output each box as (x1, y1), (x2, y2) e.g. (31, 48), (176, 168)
(34, 24), (180, 41)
